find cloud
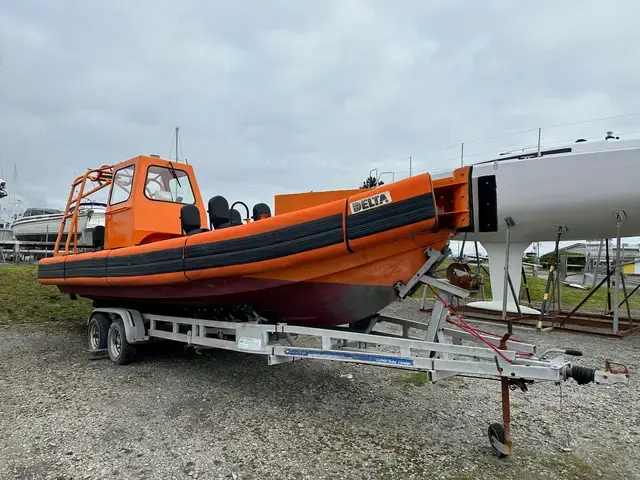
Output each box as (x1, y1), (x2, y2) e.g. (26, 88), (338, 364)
(1, 0), (640, 224)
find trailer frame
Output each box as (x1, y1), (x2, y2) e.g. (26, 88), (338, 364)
(87, 250), (629, 457)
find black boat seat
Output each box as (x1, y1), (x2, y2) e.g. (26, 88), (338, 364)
(216, 208), (244, 229)
(252, 203), (271, 221)
(231, 208), (242, 226)
(92, 225), (105, 250)
(208, 195), (230, 230)
(180, 204), (209, 236)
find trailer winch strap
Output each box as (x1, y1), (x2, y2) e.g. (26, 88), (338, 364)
(427, 284), (514, 364)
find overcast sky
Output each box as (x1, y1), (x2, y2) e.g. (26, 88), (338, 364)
(2, 0), (640, 253)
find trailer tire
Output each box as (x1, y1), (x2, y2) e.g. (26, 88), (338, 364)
(107, 318), (136, 365)
(487, 423), (508, 458)
(88, 313), (110, 351)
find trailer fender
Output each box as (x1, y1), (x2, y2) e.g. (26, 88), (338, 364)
(90, 308), (149, 344)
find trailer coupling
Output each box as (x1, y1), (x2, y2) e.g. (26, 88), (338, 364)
(565, 360), (629, 385)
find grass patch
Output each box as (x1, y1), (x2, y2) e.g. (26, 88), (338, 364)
(0, 265), (92, 324)
(412, 261), (640, 313)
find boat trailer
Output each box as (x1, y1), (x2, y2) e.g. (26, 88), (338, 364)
(87, 249), (629, 457)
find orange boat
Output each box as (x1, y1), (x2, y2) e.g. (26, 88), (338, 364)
(37, 155), (471, 327)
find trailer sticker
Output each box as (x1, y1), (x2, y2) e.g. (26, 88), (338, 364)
(349, 191), (392, 214)
(283, 348), (414, 366)
(238, 337), (264, 351)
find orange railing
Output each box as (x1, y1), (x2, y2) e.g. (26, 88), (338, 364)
(54, 165), (114, 256)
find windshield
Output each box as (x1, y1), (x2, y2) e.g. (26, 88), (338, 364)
(144, 165), (195, 204)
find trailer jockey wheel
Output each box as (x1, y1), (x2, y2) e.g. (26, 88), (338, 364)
(107, 318), (136, 365)
(88, 313), (110, 351)
(488, 423), (509, 458)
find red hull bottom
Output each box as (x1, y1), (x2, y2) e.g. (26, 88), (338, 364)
(61, 277), (398, 328)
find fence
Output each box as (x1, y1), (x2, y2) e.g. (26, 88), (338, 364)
(1, 240), (58, 264)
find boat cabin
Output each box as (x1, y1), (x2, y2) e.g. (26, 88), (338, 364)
(104, 155), (208, 249)
(56, 155), (274, 254)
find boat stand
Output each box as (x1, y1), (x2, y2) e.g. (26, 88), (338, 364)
(90, 250), (629, 457)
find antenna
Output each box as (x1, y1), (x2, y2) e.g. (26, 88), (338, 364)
(175, 126), (180, 162)
(11, 164), (20, 219)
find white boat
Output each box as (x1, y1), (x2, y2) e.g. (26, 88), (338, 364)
(432, 135), (640, 314)
(11, 202), (106, 245)
(0, 223), (12, 242)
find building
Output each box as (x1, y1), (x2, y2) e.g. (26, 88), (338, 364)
(561, 241), (640, 263)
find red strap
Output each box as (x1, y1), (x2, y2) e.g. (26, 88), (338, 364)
(427, 284), (514, 363)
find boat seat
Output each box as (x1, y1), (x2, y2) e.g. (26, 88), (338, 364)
(92, 225), (105, 250)
(230, 208), (242, 226)
(252, 203), (271, 221)
(180, 204), (209, 236)
(153, 190), (174, 201)
(208, 196), (230, 230)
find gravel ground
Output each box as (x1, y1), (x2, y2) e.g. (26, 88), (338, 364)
(1, 299), (639, 480)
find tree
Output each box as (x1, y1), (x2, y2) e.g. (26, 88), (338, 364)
(360, 175), (384, 189)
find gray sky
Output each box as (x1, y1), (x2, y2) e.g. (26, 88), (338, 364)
(2, 0), (640, 255)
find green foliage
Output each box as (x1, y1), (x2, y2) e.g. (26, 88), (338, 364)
(360, 176), (384, 189)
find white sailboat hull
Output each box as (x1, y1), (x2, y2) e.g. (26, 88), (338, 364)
(0, 228), (12, 242)
(433, 139), (640, 314)
(12, 209), (105, 244)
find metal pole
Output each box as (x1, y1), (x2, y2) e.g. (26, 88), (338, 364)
(474, 241), (485, 301)
(613, 212), (624, 334)
(502, 217), (515, 335)
(605, 239), (612, 313)
(175, 126), (180, 161)
(538, 226), (563, 329)
(507, 273), (522, 316)
(593, 239), (603, 288)
(409, 156), (412, 177)
(521, 265), (532, 306)
(459, 232), (467, 258)
(556, 266), (562, 312)
(620, 270), (632, 326)
(537, 128), (542, 157)
(460, 143), (464, 167)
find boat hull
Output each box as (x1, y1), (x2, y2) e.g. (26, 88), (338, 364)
(437, 139), (640, 314)
(61, 278), (397, 327)
(55, 245), (437, 327)
(38, 169), (471, 327)
(12, 209), (105, 244)
(0, 228), (12, 242)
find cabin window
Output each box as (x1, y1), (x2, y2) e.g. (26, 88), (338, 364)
(144, 165), (195, 204)
(110, 165), (135, 205)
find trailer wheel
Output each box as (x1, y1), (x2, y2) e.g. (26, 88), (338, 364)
(107, 318), (136, 365)
(487, 423), (508, 458)
(88, 313), (110, 351)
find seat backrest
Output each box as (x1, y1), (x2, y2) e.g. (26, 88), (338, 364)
(230, 208), (242, 226)
(92, 225), (105, 249)
(180, 204), (202, 235)
(208, 196), (230, 229)
(252, 203), (272, 221)
(153, 190), (173, 201)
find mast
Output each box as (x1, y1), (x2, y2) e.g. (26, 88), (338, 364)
(12, 164), (17, 219)
(175, 126), (180, 162)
